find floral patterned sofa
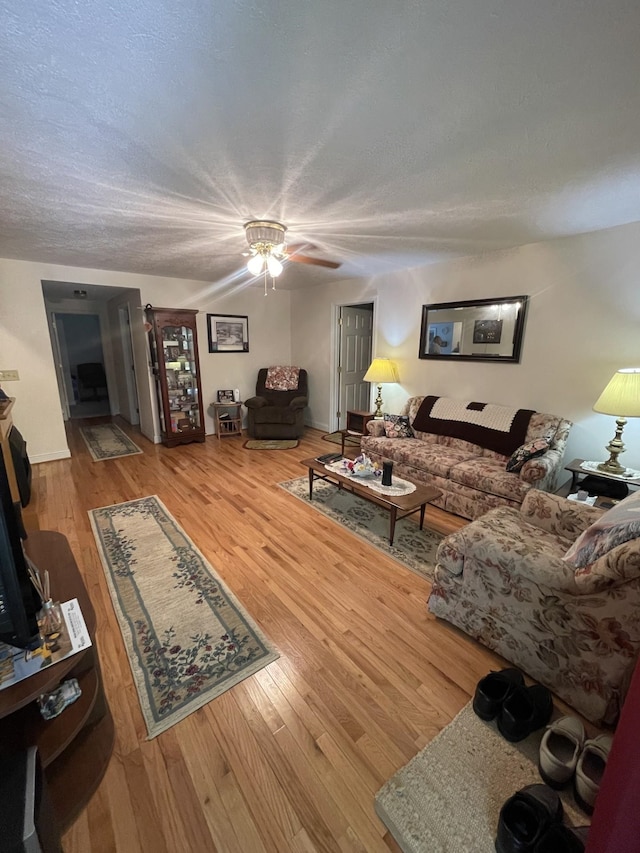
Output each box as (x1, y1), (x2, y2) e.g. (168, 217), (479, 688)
(361, 395), (572, 520)
(428, 490), (640, 725)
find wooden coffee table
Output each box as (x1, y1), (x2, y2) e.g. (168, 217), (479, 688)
(303, 457), (442, 546)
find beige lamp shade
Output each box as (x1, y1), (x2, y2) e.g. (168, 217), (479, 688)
(593, 368), (640, 417)
(363, 358), (399, 384)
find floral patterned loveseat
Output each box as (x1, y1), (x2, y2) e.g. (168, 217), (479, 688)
(428, 490), (640, 725)
(361, 395), (572, 521)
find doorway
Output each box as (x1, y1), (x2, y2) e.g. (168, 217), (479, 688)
(334, 302), (374, 430)
(54, 312), (111, 419)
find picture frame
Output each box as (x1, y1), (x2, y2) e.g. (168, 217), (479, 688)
(207, 314), (249, 353)
(473, 318), (503, 344)
(217, 389), (235, 404)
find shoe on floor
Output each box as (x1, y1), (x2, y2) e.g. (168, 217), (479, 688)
(532, 822), (588, 852)
(497, 684), (554, 743)
(574, 734), (613, 814)
(539, 716), (586, 788)
(495, 784), (562, 853)
(473, 668), (525, 721)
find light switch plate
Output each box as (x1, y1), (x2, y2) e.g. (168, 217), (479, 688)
(0, 370), (20, 381)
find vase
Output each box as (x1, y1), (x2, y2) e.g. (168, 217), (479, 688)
(38, 599), (63, 637)
(382, 461), (393, 486)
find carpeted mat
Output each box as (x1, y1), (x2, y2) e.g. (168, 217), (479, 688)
(279, 476), (442, 580)
(89, 495), (279, 738)
(375, 702), (590, 852)
(243, 439), (299, 450)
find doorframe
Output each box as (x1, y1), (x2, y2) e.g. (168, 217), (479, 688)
(118, 305), (141, 425)
(329, 297), (377, 433)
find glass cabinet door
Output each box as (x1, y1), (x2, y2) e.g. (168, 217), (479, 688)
(160, 322), (202, 436)
(146, 306), (205, 446)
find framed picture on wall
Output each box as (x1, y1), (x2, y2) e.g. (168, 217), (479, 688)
(472, 319), (503, 344)
(207, 314), (249, 353)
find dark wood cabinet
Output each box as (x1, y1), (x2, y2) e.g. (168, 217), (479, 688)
(145, 307), (206, 447)
(0, 532), (114, 829)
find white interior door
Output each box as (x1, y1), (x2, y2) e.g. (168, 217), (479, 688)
(337, 304), (373, 428)
(119, 306), (140, 425)
(50, 313), (71, 420)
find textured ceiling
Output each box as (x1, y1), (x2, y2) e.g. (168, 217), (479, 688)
(2, 1), (640, 291)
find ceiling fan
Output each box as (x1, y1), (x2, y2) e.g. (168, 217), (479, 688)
(243, 220), (341, 293)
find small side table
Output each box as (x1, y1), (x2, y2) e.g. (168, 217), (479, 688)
(339, 410), (375, 456)
(212, 402), (243, 440)
(557, 458), (640, 497)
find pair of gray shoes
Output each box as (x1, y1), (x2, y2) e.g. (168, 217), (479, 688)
(538, 716), (613, 814)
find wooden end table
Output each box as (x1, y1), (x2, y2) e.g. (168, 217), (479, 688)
(302, 457), (441, 546)
(558, 458), (640, 497)
(338, 410), (375, 455)
(212, 401), (243, 439)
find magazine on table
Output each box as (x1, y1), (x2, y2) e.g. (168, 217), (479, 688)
(0, 598), (91, 691)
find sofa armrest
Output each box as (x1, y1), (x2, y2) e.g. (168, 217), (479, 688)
(520, 490), (604, 538)
(574, 540), (640, 592)
(289, 395), (308, 410)
(519, 447), (563, 488)
(435, 524), (579, 592)
(366, 420), (386, 437)
(244, 396), (267, 409)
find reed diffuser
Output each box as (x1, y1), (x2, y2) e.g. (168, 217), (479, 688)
(25, 554), (63, 636)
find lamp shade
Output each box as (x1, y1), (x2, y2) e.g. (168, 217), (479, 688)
(363, 358), (399, 384)
(593, 368), (640, 417)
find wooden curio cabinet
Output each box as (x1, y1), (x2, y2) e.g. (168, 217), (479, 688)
(145, 306), (206, 447)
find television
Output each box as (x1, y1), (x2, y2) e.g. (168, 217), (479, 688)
(0, 449), (41, 650)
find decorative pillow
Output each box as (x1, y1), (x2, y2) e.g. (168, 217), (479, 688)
(383, 414), (413, 439)
(563, 490), (640, 569)
(265, 366), (300, 391)
(505, 438), (550, 473)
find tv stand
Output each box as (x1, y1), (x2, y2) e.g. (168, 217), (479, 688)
(0, 532), (114, 829)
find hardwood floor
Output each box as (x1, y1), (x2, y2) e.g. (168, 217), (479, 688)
(32, 419), (506, 852)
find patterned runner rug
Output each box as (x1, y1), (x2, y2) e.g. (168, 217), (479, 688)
(80, 422), (144, 461)
(89, 495), (279, 738)
(279, 477), (442, 580)
(375, 702), (589, 852)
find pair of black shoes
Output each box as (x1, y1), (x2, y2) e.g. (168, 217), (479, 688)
(495, 784), (589, 852)
(473, 668), (553, 741)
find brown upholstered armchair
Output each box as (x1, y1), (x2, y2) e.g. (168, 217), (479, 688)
(244, 367), (308, 439)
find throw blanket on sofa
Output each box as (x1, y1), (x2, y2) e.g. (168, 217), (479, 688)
(265, 366), (300, 391)
(412, 396), (535, 456)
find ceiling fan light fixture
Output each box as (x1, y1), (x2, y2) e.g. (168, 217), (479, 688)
(266, 255), (283, 277)
(244, 220), (287, 249)
(247, 254), (265, 276)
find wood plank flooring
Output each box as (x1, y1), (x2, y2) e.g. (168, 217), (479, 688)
(30, 419), (508, 852)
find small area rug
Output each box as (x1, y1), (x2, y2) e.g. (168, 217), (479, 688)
(279, 477), (441, 580)
(80, 422), (144, 461)
(243, 439), (299, 450)
(322, 430), (360, 447)
(89, 495), (279, 738)
(375, 702), (589, 853)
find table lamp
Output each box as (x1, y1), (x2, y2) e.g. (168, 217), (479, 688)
(592, 367), (640, 475)
(363, 357), (399, 418)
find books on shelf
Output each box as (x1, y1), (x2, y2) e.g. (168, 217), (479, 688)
(0, 598), (91, 692)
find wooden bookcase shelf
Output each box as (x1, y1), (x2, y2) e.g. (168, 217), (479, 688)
(0, 531), (114, 829)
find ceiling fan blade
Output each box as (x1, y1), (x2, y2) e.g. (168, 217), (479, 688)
(286, 242), (318, 253)
(287, 253), (342, 269)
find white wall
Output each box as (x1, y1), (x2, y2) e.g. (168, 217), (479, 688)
(0, 258), (291, 460)
(292, 220), (640, 472)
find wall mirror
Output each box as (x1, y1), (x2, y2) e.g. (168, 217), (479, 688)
(418, 295), (528, 363)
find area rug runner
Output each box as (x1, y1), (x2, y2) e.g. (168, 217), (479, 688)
(375, 702), (589, 853)
(80, 422), (144, 461)
(279, 477), (442, 580)
(243, 439), (299, 450)
(89, 495), (279, 738)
